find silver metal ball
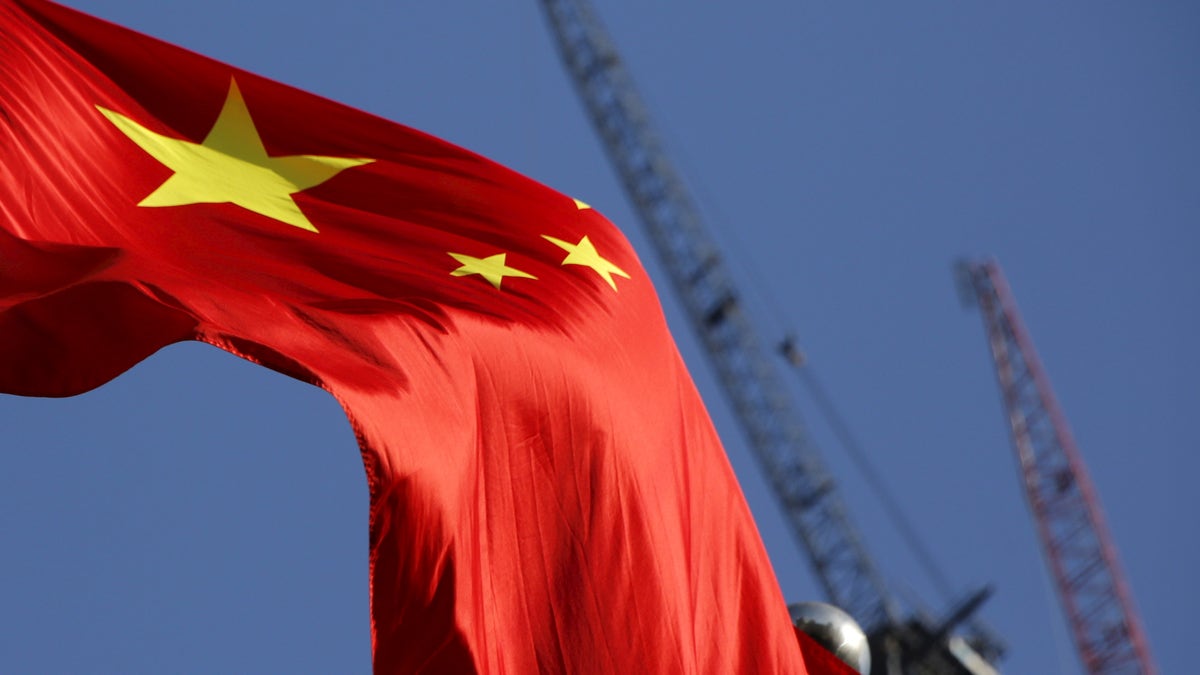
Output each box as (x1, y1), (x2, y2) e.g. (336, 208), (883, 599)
(789, 601), (872, 675)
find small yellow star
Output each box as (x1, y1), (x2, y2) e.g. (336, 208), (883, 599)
(448, 252), (537, 290)
(573, 198), (591, 210)
(542, 234), (630, 291)
(97, 78), (373, 233)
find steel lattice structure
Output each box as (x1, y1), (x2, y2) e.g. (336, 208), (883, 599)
(958, 260), (1156, 675)
(538, 2), (1004, 672)
(537, 0), (893, 631)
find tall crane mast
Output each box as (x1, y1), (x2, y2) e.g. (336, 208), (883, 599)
(537, 0), (891, 630)
(956, 260), (1156, 675)
(537, 2), (1002, 672)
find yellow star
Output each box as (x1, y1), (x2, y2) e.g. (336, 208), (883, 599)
(97, 79), (373, 233)
(573, 198), (591, 210)
(448, 252), (537, 290)
(542, 234), (630, 291)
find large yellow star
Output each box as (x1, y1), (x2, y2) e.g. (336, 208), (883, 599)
(542, 234), (630, 291)
(97, 79), (373, 233)
(448, 252), (537, 290)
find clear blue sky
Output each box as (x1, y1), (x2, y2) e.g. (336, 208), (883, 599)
(1, 1), (1195, 673)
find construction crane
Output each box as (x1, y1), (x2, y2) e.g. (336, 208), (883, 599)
(537, 2), (1002, 672)
(956, 259), (1156, 675)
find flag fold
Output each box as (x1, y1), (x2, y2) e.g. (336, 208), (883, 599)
(0, 1), (808, 672)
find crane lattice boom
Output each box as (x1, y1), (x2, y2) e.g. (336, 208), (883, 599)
(538, 2), (1008, 672)
(537, 0), (895, 631)
(958, 260), (1156, 675)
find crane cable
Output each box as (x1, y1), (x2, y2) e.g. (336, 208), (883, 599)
(670, 124), (960, 606)
(780, 340), (956, 604)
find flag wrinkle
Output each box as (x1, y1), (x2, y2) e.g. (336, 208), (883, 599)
(0, 279), (195, 396)
(0, 230), (120, 301)
(526, 448), (572, 675)
(0, 1), (811, 672)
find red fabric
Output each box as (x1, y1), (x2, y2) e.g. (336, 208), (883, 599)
(0, 1), (813, 673)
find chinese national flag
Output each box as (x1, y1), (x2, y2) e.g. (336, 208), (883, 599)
(0, 1), (811, 672)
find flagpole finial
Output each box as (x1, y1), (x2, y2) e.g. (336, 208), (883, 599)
(789, 601), (871, 675)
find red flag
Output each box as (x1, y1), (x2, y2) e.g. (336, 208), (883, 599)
(0, 1), (811, 672)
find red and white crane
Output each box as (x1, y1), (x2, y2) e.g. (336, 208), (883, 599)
(957, 259), (1156, 675)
